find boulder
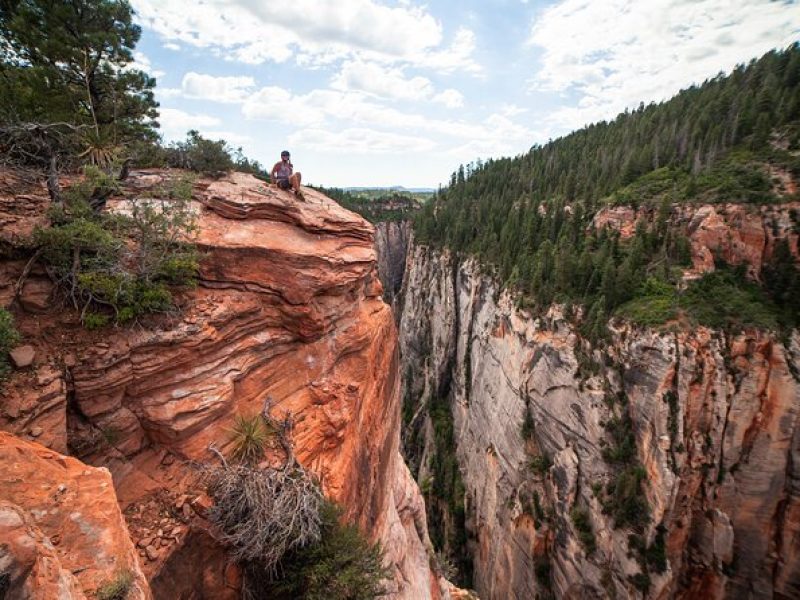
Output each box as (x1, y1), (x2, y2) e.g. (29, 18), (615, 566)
(9, 344), (35, 368)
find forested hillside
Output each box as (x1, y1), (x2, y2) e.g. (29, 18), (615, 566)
(314, 186), (421, 223)
(415, 44), (800, 338)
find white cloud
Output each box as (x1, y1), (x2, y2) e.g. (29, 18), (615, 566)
(414, 27), (481, 75)
(332, 60), (433, 101)
(157, 87), (182, 99)
(433, 89), (465, 108)
(158, 107), (221, 140)
(242, 87), (327, 127)
(130, 51), (165, 79)
(131, 0), (480, 73)
(288, 127), (436, 154)
(500, 103), (527, 117)
(181, 72), (256, 103)
(203, 131), (252, 145)
(163, 42), (181, 51)
(528, 0), (800, 132)
(242, 85), (533, 162)
(157, 109), (251, 146)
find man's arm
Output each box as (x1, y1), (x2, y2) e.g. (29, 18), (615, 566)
(271, 162), (280, 181)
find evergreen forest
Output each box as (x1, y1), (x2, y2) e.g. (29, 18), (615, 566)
(415, 44), (800, 337)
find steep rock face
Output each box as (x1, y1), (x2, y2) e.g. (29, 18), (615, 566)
(1, 170), (443, 599)
(0, 432), (150, 599)
(594, 202), (800, 279)
(398, 242), (800, 599)
(375, 220), (412, 307)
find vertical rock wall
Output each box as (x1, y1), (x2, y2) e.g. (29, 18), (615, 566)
(398, 243), (800, 600)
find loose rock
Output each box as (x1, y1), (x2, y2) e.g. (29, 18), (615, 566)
(9, 345), (36, 369)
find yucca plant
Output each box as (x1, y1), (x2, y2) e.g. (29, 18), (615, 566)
(229, 414), (270, 464)
(78, 129), (121, 168)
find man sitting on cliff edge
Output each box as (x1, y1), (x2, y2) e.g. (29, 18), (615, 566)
(271, 150), (304, 200)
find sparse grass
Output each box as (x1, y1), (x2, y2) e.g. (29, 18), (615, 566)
(96, 570), (133, 600)
(228, 414), (270, 464)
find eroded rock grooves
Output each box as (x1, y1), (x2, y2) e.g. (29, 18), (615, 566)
(0, 170), (446, 599)
(396, 203), (800, 600)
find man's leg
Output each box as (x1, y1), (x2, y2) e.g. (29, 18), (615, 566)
(290, 172), (302, 191)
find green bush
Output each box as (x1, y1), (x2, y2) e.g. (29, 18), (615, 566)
(166, 130), (233, 176)
(601, 412), (637, 465)
(619, 267), (786, 332)
(600, 400), (651, 531)
(83, 312), (110, 330)
(34, 171), (198, 327)
(605, 466), (650, 530)
(570, 506), (596, 554)
(529, 454), (553, 476)
(646, 525), (668, 573)
(96, 570), (133, 600)
(534, 556), (552, 587)
(681, 268), (779, 330)
(629, 572), (651, 593)
(617, 277), (679, 326)
(257, 500), (389, 600)
(0, 308), (20, 381)
(691, 152), (777, 204)
(64, 165), (120, 207)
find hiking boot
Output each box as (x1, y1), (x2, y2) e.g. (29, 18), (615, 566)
(294, 189), (305, 201)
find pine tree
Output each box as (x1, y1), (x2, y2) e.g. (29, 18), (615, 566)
(0, 0), (158, 167)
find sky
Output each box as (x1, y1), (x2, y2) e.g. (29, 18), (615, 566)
(130, 0), (800, 189)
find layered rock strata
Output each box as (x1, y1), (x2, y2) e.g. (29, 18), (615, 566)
(0, 170), (444, 599)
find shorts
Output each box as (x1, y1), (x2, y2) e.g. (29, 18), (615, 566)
(277, 179), (291, 190)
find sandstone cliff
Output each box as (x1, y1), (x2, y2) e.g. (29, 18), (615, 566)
(0, 170), (443, 599)
(0, 431), (150, 599)
(398, 202), (800, 599)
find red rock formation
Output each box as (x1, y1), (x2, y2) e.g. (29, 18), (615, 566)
(0, 432), (150, 599)
(593, 202), (800, 279)
(1, 169), (442, 598)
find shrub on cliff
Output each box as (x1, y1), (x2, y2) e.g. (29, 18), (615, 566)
(33, 166), (198, 326)
(256, 499), (389, 600)
(229, 414), (271, 465)
(95, 570), (133, 600)
(0, 308), (20, 381)
(570, 506), (596, 554)
(207, 459), (324, 573)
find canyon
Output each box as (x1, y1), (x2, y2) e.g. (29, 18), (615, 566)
(391, 201), (800, 599)
(2, 166), (800, 600)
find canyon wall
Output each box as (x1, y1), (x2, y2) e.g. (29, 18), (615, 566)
(374, 220), (412, 308)
(397, 203), (800, 599)
(0, 171), (444, 599)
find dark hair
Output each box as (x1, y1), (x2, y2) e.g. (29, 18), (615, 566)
(281, 150), (290, 157)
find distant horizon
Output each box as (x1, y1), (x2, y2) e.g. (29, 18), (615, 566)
(133, 0), (799, 188)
